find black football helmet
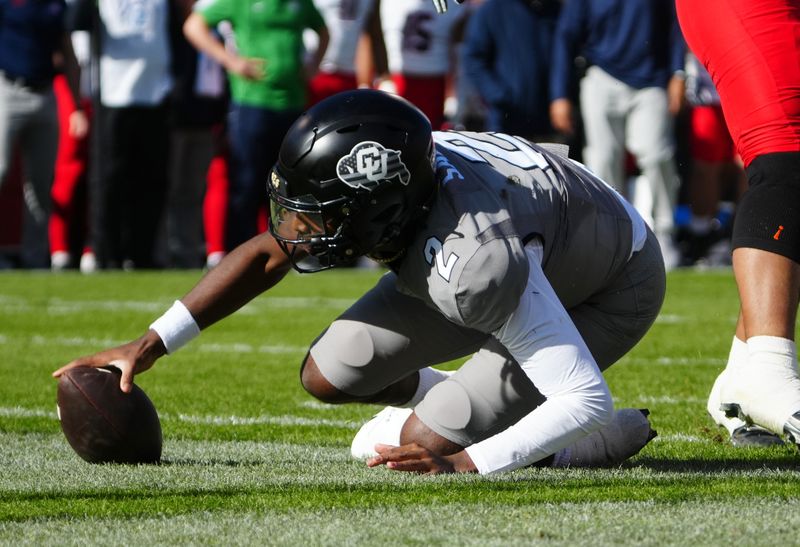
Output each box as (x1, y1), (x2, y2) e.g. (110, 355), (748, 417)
(268, 89), (437, 272)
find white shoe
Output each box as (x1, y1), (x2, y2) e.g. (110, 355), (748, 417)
(350, 407), (412, 460)
(707, 369), (784, 447)
(79, 252), (97, 274)
(51, 251), (70, 271)
(552, 409), (656, 468)
(719, 350), (800, 440)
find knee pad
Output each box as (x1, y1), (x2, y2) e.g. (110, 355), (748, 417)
(733, 152), (800, 264)
(314, 320), (375, 368)
(308, 320), (378, 397)
(414, 343), (544, 448)
(415, 379), (474, 446)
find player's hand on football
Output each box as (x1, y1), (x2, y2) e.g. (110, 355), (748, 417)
(53, 330), (167, 394)
(366, 443), (476, 474)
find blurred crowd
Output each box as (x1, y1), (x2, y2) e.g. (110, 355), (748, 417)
(0, 0), (741, 272)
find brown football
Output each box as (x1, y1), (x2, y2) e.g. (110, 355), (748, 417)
(57, 366), (162, 464)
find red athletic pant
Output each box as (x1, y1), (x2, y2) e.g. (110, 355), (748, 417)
(49, 74), (91, 254)
(689, 105), (737, 163)
(391, 74), (446, 130)
(676, 0), (800, 167)
(308, 71), (358, 107)
(203, 151), (228, 256)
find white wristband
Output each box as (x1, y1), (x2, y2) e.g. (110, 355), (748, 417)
(149, 300), (200, 354)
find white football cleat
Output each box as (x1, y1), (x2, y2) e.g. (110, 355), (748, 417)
(708, 369), (783, 447)
(719, 345), (800, 443)
(351, 407), (412, 460)
(552, 408), (657, 468)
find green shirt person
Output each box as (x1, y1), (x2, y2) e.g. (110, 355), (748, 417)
(185, 0), (328, 110)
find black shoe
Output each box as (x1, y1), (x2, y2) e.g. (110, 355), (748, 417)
(730, 425), (785, 447)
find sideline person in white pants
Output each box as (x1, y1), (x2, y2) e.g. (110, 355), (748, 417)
(548, 0), (685, 270)
(580, 65), (680, 260)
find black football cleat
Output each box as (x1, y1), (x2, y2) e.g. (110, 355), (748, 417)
(730, 425), (784, 447)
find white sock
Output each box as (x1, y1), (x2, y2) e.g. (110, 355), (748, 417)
(727, 336), (748, 371)
(743, 335), (800, 432)
(746, 335), (797, 367)
(401, 367), (454, 408)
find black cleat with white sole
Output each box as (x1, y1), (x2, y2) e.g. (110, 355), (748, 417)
(722, 403), (798, 448)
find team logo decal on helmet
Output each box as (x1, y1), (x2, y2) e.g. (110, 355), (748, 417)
(336, 141), (411, 190)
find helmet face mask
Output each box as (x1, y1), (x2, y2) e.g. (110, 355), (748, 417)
(268, 169), (360, 272)
(268, 90), (436, 273)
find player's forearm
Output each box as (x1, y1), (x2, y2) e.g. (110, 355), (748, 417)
(465, 389), (612, 473)
(180, 234), (292, 330)
(476, 246), (613, 473)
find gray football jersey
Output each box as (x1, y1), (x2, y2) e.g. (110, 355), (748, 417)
(395, 131), (635, 333)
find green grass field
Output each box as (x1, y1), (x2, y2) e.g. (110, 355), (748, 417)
(1, 268), (799, 545)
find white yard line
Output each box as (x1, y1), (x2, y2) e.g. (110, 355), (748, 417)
(632, 395), (707, 404)
(0, 295), (356, 315)
(0, 334), (728, 365)
(0, 406), (356, 429)
(0, 334), (307, 355)
(166, 413), (355, 428)
(653, 433), (711, 444)
(621, 356), (725, 366)
(0, 405), (719, 444)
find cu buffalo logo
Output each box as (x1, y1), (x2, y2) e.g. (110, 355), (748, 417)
(336, 141), (411, 190)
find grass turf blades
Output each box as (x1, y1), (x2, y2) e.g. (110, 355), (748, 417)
(1, 269), (799, 545)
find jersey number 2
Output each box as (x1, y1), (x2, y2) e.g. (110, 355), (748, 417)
(424, 237), (459, 282)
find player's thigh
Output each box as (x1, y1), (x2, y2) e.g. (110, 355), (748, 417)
(570, 229), (666, 370)
(678, 0), (800, 165)
(309, 272), (488, 397)
(414, 336), (544, 447)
